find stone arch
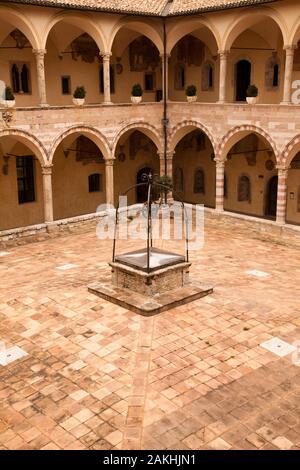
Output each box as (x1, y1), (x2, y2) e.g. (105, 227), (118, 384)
(42, 11), (106, 52)
(217, 125), (279, 163)
(0, 5), (40, 48)
(222, 8), (287, 51)
(167, 17), (220, 54)
(282, 134), (300, 168)
(290, 18), (300, 46)
(0, 128), (47, 165)
(49, 126), (111, 164)
(112, 122), (163, 155)
(168, 120), (216, 154)
(108, 18), (163, 54)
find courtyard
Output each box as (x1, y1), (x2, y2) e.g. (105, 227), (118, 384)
(1, 217), (300, 450)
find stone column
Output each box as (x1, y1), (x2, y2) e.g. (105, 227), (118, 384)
(33, 49), (47, 107)
(158, 151), (174, 178)
(276, 167), (288, 225)
(215, 159), (225, 212)
(105, 158), (115, 206)
(42, 165), (54, 222)
(218, 50), (229, 104)
(281, 45), (296, 104)
(101, 52), (112, 104)
(160, 53), (170, 101)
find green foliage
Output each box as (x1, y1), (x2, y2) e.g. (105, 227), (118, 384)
(131, 84), (143, 97)
(247, 84), (258, 97)
(185, 85), (197, 97)
(73, 86), (86, 99)
(5, 86), (15, 101)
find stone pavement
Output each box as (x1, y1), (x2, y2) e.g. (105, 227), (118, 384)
(1, 217), (300, 450)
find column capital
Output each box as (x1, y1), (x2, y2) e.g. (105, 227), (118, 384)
(215, 159), (225, 169)
(42, 165), (53, 175)
(160, 52), (171, 59)
(284, 44), (297, 52)
(218, 50), (229, 58)
(101, 52), (112, 60)
(276, 166), (289, 176)
(33, 48), (47, 56)
(105, 158), (115, 166)
(157, 150), (174, 160)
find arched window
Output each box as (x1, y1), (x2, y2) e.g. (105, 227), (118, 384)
(265, 55), (280, 89)
(224, 173), (228, 199)
(194, 169), (205, 194)
(11, 64), (20, 93)
(201, 61), (214, 91)
(88, 173), (102, 192)
(21, 64), (29, 93)
(11, 62), (31, 93)
(174, 167), (184, 192)
(174, 63), (185, 90)
(238, 175), (251, 202)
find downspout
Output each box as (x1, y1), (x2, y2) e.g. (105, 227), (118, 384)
(162, 17), (168, 178)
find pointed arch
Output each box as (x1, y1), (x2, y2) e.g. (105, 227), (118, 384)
(167, 17), (220, 54)
(108, 18), (163, 54)
(282, 134), (300, 168)
(218, 125), (279, 163)
(168, 120), (216, 154)
(0, 5), (40, 48)
(49, 125), (111, 164)
(0, 129), (47, 165)
(112, 122), (163, 155)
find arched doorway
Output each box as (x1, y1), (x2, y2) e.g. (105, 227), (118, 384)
(235, 60), (251, 101)
(136, 167), (153, 203)
(265, 176), (278, 217)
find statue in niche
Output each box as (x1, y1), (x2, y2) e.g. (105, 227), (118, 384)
(71, 33), (99, 63)
(10, 29), (29, 49)
(179, 130), (206, 152)
(176, 35), (205, 66)
(129, 37), (160, 72)
(129, 131), (155, 159)
(75, 136), (104, 164)
(231, 134), (259, 166)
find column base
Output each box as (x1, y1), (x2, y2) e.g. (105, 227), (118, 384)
(39, 103), (50, 108)
(280, 101), (292, 105)
(102, 101), (112, 106)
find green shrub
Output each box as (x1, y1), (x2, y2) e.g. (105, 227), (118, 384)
(246, 84), (258, 97)
(73, 86), (86, 99)
(5, 86), (15, 101)
(185, 85), (197, 97)
(131, 84), (143, 97)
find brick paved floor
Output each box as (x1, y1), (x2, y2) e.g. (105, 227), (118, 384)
(1, 218), (300, 450)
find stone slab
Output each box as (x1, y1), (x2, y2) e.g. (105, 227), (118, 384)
(88, 280), (213, 316)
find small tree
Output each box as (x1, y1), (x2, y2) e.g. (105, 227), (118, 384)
(153, 174), (173, 203)
(5, 86), (15, 101)
(185, 85), (197, 97)
(246, 84), (258, 97)
(73, 86), (86, 99)
(131, 84), (143, 97)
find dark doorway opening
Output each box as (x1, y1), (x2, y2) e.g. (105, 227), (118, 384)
(136, 167), (152, 203)
(236, 60), (251, 101)
(265, 175), (278, 218)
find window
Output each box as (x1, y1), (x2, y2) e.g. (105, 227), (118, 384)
(144, 72), (155, 91)
(265, 56), (280, 89)
(194, 169), (205, 194)
(174, 167), (184, 192)
(174, 63), (185, 90)
(201, 61), (214, 91)
(100, 65), (115, 94)
(61, 76), (71, 95)
(89, 173), (102, 193)
(16, 156), (35, 204)
(10, 62), (31, 94)
(238, 175), (251, 202)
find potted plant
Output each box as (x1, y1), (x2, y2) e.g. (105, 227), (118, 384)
(154, 174), (173, 204)
(131, 84), (143, 104)
(4, 86), (15, 108)
(73, 86), (86, 106)
(246, 84), (258, 104)
(186, 85), (197, 103)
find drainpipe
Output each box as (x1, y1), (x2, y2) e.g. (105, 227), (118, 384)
(162, 17), (168, 178)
